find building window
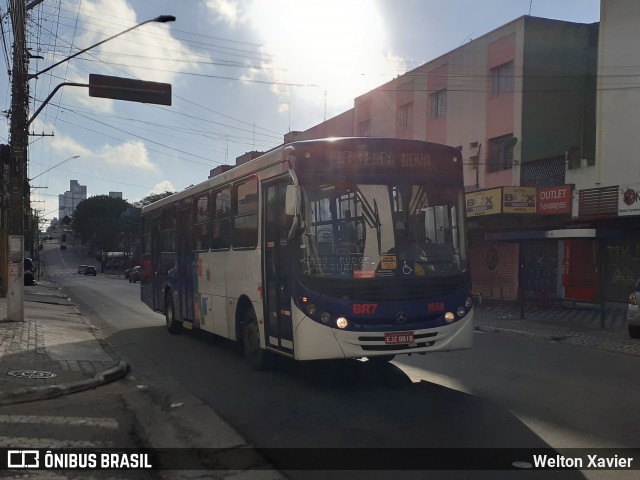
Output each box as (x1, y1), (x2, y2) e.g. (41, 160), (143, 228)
(429, 88), (447, 118)
(357, 119), (371, 137)
(487, 134), (515, 172)
(397, 102), (413, 130)
(490, 61), (514, 97)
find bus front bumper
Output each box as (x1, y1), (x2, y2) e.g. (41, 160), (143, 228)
(293, 309), (474, 361)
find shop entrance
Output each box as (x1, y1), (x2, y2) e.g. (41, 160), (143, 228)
(562, 239), (597, 302)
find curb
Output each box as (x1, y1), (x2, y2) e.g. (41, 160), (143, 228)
(474, 325), (571, 342)
(0, 360), (129, 406)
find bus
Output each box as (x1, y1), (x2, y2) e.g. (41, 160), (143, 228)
(140, 137), (473, 369)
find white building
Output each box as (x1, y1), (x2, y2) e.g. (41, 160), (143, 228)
(58, 180), (87, 220)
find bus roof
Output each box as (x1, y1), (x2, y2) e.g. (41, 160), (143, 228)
(142, 137), (462, 215)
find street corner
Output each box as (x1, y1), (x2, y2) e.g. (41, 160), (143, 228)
(0, 360), (129, 406)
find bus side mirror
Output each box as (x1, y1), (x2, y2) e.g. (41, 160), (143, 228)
(285, 185), (301, 216)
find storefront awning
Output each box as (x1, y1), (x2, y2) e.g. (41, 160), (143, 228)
(485, 228), (622, 241)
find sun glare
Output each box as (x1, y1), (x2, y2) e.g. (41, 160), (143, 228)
(248, 0), (403, 110)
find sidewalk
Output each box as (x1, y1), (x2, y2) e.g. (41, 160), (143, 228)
(0, 279), (127, 405)
(474, 298), (640, 357)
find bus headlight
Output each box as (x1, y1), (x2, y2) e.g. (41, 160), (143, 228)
(320, 312), (331, 324)
(456, 306), (466, 317)
(306, 303), (317, 316)
(444, 312), (455, 323)
(336, 316), (349, 329)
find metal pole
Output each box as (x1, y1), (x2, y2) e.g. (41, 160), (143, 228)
(29, 16), (175, 80)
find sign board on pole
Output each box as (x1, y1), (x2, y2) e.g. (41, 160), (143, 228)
(89, 74), (172, 106)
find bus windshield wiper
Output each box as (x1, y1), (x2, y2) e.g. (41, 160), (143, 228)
(344, 176), (382, 255)
(345, 176), (380, 230)
(408, 184), (427, 217)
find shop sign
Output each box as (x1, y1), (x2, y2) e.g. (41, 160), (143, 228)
(618, 184), (640, 216)
(465, 188), (502, 217)
(537, 185), (572, 215)
(503, 187), (536, 213)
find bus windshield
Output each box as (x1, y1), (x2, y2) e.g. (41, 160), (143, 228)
(297, 180), (468, 280)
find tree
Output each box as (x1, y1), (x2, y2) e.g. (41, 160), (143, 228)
(72, 195), (132, 251)
(133, 191), (175, 208)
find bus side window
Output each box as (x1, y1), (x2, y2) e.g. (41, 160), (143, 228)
(233, 177), (258, 249)
(212, 187), (231, 250)
(194, 193), (211, 251)
(161, 207), (176, 252)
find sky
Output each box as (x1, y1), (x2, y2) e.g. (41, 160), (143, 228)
(0, 0), (600, 225)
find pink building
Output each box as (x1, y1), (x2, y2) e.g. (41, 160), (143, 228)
(293, 16), (600, 302)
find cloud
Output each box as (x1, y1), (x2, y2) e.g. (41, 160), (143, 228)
(149, 181), (177, 195)
(203, 0), (246, 27)
(67, 0), (204, 85)
(202, 0), (406, 117)
(96, 141), (157, 172)
(31, 121), (157, 172)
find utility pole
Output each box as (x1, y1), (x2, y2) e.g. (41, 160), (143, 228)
(7, 0), (29, 321)
(3, 7), (173, 320)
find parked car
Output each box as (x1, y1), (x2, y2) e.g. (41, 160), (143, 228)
(77, 265), (88, 274)
(628, 278), (640, 339)
(24, 258), (35, 286)
(128, 266), (141, 283)
(84, 266), (97, 276)
(60, 243), (67, 250)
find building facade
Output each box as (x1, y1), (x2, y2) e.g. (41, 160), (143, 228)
(290, 8), (640, 305)
(564, 0), (640, 304)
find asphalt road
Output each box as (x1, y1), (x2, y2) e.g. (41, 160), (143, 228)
(42, 243), (640, 480)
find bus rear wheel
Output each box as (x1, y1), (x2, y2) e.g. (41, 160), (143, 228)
(242, 309), (271, 370)
(165, 293), (181, 335)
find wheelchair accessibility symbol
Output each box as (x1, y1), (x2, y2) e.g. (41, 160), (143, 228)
(402, 261), (413, 275)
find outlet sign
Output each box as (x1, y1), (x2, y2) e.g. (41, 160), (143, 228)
(537, 185), (572, 215)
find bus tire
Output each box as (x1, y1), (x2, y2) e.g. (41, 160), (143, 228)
(242, 308), (271, 370)
(165, 292), (181, 335)
(367, 355), (395, 364)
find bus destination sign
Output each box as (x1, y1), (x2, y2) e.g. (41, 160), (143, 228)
(326, 150), (432, 170)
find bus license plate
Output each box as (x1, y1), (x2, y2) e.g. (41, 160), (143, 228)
(384, 332), (414, 345)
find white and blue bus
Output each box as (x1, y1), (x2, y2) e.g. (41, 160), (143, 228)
(141, 137), (473, 369)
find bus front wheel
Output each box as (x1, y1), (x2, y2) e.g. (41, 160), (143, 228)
(367, 355), (395, 364)
(165, 293), (181, 335)
(242, 309), (271, 370)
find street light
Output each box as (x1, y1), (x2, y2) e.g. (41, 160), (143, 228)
(5, 11), (176, 322)
(29, 15), (176, 79)
(29, 155), (80, 181)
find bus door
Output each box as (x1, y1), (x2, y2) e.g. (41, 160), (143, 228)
(177, 206), (195, 321)
(262, 178), (294, 355)
(147, 216), (162, 311)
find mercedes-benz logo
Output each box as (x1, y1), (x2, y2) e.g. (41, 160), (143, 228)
(395, 311), (407, 324)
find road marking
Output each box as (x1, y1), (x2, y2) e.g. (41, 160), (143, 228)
(0, 436), (110, 448)
(0, 415), (118, 429)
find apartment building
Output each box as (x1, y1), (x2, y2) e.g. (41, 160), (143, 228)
(58, 180), (87, 221)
